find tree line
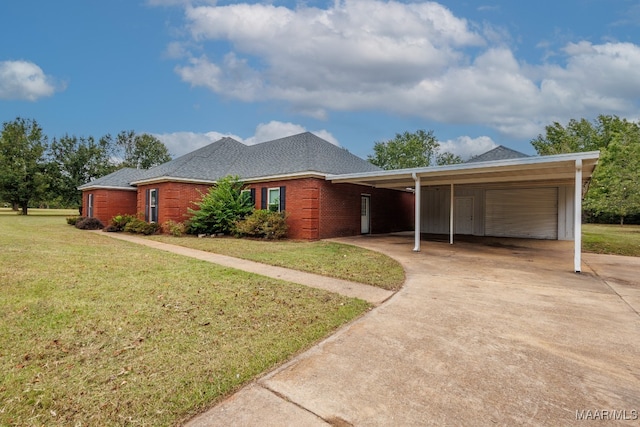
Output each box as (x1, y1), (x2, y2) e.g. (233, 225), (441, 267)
(0, 117), (172, 215)
(368, 115), (640, 225)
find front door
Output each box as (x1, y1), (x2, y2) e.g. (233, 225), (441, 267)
(454, 197), (474, 235)
(361, 195), (371, 234)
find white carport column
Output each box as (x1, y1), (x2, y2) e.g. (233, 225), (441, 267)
(450, 183), (454, 244)
(413, 173), (421, 252)
(574, 159), (583, 273)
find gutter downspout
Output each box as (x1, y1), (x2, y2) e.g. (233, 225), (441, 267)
(413, 172), (421, 252)
(574, 159), (582, 273)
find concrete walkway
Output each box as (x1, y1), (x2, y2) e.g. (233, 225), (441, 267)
(184, 235), (640, 427)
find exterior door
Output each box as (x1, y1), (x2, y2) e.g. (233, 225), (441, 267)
(454, 197), (474, 235)
(361, 195), (371, 234)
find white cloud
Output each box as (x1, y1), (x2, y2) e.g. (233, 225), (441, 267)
(0, 60), (60, 101)
(439, 136), (497, 160)
(154, 121), (339, 157)
(163, 1), (640, 140)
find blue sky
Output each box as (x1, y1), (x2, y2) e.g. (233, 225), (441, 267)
(1, 0), (639, 160)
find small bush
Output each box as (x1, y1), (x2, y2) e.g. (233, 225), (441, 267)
(109, 214), (137, 232)
(235, 210), (288, 239)
(124, 218), (161, 235)
(66, 216), (83, 226)
(163, 220), (186, 237)
(103, 225), (119, 232)
(75, 217), (105, 230)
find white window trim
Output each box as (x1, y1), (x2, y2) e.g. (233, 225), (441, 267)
(267, 187), (280, 212)
(149, 188), (158, 223)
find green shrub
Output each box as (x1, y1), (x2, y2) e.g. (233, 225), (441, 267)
(123, 217), (161, 235)
(109, 214), (137, 231)
(235, 210), (288, 239)
(187, 175), (254, 235)
(66, 216), (83, 226)
(75, 217), (105, 230)
(163, 219), (186, 237)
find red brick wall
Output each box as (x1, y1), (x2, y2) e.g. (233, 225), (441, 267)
(317, 181), (414, 239)
(137, 182), (211, 224)
(82, 189), (137, 225)
(246, 178), (413, 240)
(86, 178), (413, 239)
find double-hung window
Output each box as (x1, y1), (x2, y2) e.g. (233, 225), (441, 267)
(268, 188), (280, 212)
(146, 188), (159, 223)
(261, 186), (286, 212)
(87, 193), (94, 217)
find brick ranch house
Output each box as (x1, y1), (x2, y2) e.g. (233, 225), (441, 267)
(78, 132), (414, 240)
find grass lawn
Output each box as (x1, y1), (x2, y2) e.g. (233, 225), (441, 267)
(148, 235), (405, 290)
(0, 208), (78, 216)
(583, 223), (640, 257)
(0, 215), (370, 426)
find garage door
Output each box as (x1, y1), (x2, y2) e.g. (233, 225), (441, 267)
(485, 188), (558, 239)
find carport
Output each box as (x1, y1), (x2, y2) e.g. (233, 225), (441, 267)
(329, 151), (599, 272)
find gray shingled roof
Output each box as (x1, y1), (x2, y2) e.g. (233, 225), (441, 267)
(466, 145), (529, 163)
(132, 132), (381, 184)
(77, 167), (147, 190)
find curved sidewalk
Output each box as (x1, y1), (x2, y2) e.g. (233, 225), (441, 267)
(97, 232), (394, 306)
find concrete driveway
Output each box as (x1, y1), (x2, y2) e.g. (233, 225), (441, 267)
(187, 235), (640, 426)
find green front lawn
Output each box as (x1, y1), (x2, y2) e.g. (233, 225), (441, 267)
(583, 223), (640, 257)
(0, 215), (370, 426)
(148, 235), (405, 290)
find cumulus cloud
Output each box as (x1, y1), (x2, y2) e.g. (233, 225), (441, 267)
(154, 121), (339, 157)
(0, 60), (60, 101)
(163, 0), (640, 140)
(439, 136), (498, 160)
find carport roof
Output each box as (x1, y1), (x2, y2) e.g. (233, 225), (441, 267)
(328, 151), (600, 189)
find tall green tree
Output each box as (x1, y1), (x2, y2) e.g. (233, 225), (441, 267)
(0, 118), (48, 215)
(112, 130), (172, 169)
(368, 129), (462, 170)
(47, 134), (118, 209)
(531, 115), (640, 224)
(584, 128), (640, 225)
(530, 115), (633, 154)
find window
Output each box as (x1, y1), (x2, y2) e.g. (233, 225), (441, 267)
(241, 189), (254, 205)
(87, 193), (94, 218)
(146, 188), (158, 223)
(268, 188), (280, 212)
(261, 186), (285, 211)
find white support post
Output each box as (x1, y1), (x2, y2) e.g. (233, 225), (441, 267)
(413, 173), (421, 252)
(574, 159), (583, 273)
(450, 183), (454, 244)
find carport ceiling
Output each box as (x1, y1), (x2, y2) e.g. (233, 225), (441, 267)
(328, 151), (600, 190)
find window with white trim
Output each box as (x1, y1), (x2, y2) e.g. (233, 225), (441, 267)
(149, 188), (158, 223)
(87, 193), (94, 217)
(268, 187), (280, 212)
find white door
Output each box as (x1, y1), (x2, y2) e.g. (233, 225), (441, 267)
(361, 195), (371, 234)
(454, 197), (474, 235)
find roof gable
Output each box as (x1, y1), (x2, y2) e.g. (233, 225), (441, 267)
(466, 145), (529, 163)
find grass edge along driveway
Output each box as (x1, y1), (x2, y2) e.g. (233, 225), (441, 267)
(0, 215), (371, 426)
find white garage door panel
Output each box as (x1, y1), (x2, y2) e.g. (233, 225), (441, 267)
(485, 188), (558, 239)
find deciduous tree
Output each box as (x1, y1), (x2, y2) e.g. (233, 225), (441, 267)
(47, 134), (118, 210)
(113, 130), (172, 169)
(368, 130), (462, 170)
(0, 118), (48, 215)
